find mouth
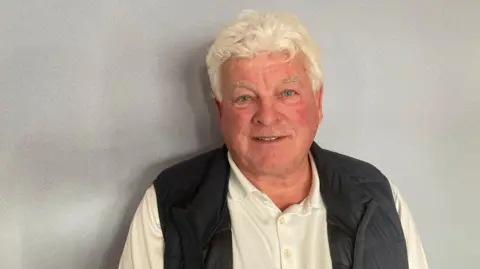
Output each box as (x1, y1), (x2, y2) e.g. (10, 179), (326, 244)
(252, 136), (288, 142)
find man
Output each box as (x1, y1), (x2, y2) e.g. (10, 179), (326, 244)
(119, 10), (429, 269)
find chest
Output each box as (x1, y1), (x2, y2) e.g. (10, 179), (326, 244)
(228, 194), (333, 269)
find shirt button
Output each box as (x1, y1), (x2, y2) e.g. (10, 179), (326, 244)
(279, 217), (285, 224)
(284, 248), (292, 258)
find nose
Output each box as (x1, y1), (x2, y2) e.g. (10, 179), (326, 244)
(252, 99), (279, 126)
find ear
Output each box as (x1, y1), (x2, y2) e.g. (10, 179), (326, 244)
(214, 98), (223, 118)
(314, 86), (324, 120)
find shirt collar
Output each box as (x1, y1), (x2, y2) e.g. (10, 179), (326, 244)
(227, 151), (323, 210)
(227, 152), (259, 201)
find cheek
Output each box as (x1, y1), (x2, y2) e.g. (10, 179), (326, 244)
(221, 108), (253, 135)
(287, 103), (320, 130)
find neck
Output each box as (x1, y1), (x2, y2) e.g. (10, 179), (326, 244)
(239, 155), (312, 211)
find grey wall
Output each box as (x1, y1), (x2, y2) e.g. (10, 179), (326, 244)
(1, 0), (479, 268)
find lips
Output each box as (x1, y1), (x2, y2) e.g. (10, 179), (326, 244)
(254, 136), (280, 141)
(252, 136), (288, 142)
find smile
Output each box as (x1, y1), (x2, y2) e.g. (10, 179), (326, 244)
(252, 136), (289, 142)
(255, 136), (280, 141)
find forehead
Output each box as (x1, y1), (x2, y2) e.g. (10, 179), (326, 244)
(221, 52), (307, 81)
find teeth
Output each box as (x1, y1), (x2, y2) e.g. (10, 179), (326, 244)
(255, 137), (279, 141)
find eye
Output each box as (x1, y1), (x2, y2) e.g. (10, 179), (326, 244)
(235, 95), (252, 103)
(281, 89), (297, 97)
(233, 95), (255, 107)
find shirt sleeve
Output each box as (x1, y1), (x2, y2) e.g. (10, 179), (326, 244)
(118, 185), (164, 269)
(391, 183), (429, 269)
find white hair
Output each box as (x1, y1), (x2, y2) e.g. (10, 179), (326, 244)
(205, 10), (323, 100)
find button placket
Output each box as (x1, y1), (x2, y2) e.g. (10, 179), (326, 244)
(277, 214), (294, 269)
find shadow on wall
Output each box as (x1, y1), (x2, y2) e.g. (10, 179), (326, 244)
(185, 41), (223, 153)
(100, 40), (223, 269)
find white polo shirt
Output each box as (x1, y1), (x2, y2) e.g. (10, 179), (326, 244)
(119, 152), (429, 269)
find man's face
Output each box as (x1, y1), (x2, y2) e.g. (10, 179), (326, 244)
(217, 52), (323, 176)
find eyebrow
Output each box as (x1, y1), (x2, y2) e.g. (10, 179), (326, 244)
(281, 76), (299, 84)
(230, 76), (300, 92)
(231, 81), (256, 91)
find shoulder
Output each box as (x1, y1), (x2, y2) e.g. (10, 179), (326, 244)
(389, 183), (410, 216)
(129, 184), (163, 235)
(152, 146), (229, 205)
(312, 144), (397, 208)
(315, 145), (388, 182)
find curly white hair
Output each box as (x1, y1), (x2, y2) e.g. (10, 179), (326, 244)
(205, 9), (323, 100)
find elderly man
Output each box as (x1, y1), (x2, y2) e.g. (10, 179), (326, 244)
(119, 10), (429, 269)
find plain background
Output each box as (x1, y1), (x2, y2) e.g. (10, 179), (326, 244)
(1, 0), (479, 268)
